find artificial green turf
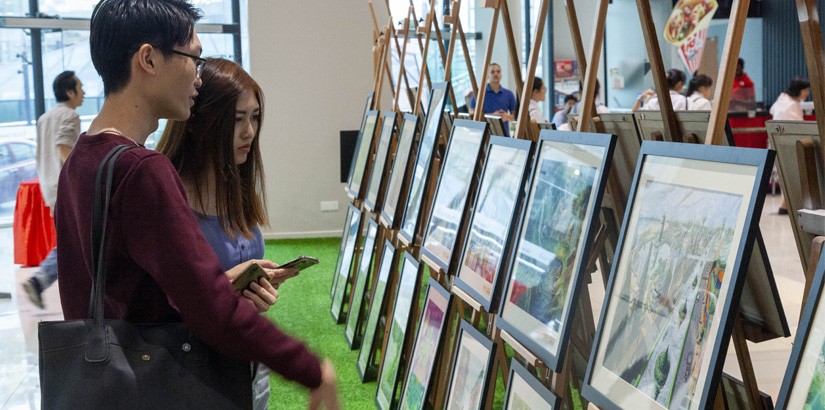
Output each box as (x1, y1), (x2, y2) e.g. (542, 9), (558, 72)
(263, 237), (378, 409)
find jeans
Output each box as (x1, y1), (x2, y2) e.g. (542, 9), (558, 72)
(32, 247), (59, 289)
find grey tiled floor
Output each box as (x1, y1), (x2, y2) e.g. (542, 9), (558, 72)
(0, 194), (807, 408)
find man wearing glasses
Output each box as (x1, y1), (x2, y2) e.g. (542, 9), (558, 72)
(53, 0), (340, 408)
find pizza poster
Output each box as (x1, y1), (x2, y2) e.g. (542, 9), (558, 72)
(664, 0), (719, 73)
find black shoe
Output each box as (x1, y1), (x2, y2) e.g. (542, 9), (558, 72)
(22, 277), (44, 309)
(778, 207), (789, 215)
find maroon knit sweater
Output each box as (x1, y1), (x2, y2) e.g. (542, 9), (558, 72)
(55, 132), (321, 388)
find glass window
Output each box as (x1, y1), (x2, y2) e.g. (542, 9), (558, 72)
(0, 29), (37, 141)
(9, 142), (34, 161)
(0, 0), (29, 16)
(38, 0), (97, 18)
(41, 29), (104, 128)
(193, 0), (236, 24)
(0, 144), (11, 166)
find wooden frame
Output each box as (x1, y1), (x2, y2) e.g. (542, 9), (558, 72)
(375, 252), (423, 410)
(419, 120), (489, 272)
(365, 112), (398, 214)
(503, 359), (562, 409)
(767, 120), (822, 282)
(775, 249), (825, 409)
(330, 203), (364, 323)
(347, 110), (381, 200)
(582, 141), (774, 409)
(496, 130), (616, 371)
(345, 219), (380, 349)
(380, 113), (421, 229)
(444, 320), (497, 410)
(453, 136), (533, 312)
(484, 114), (507, 137)
(399, 82), (450, 245)
(357, 240), (398, 382)
(397, 280), (453, 410)
(720, 373), (774, 409)
(633, 111), (735, 146)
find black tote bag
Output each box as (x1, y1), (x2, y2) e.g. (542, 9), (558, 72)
(38, 145), (253, 409)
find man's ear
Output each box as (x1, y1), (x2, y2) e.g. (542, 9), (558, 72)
(135, 43), (158, 74)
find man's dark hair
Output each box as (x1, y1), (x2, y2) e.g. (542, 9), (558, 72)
(737, 58), (744, 68)
(90, 0), (202, 95)
(532, 77), (544, 92)
(53, 71), (77, 102)
(787, 76), (811, 98)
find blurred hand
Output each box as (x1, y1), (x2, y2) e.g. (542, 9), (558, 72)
(243, 278), (278, 312)
(225, 259), (277, 282)
(308, 359), (340, 410)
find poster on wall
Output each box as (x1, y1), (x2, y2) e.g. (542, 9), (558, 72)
(663, 0), (718, 74)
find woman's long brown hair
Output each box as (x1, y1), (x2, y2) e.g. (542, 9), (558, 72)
(157, 57), (267, 239)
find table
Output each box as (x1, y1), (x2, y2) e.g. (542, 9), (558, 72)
(13, 178), (56, 266)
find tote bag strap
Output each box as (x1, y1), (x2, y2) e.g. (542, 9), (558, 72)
(87, 144), (138, 322)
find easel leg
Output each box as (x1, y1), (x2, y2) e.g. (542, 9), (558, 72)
(803, 237), (825, 318)
(731, 316), (764, 410)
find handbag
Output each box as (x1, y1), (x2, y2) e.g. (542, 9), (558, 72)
(38, 145), (253, 409)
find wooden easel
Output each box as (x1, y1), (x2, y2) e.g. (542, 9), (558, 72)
(793, 0), (825, 318)
(411, 0), (459, 115)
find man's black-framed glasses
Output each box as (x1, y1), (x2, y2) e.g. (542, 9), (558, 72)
(170, 49), (206, 77)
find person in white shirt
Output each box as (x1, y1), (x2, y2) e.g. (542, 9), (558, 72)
(685, 74), (713, 111)
(528, 77), (549, 124)
(22, 70), (84, 309)
(770, 77), (810, 121)
(633, 69), (688, 111)
(771, 76), (811, 215)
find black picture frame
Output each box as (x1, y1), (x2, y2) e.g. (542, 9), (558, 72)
(397, 280), (453, 410)
(330, 203), (360, 298)
(344, 218), (380, 349)
(398, 82), (450, 245)
(357, 241), (399, 382)
(419, 119), (488, 272)
(365, 112), (398, 214)
(503, 359), (561, 409)
(445, 320), (497, 410)
(496, 130), (616, 371)
(453, 135), (533, 312)
(380, 113), (421, 229)
(582, 141), (774, 410)
(775, 249), (825, 409)
(375, 252), (423, 410)
(347, 110), (381, 199)
(330, 203), (364, 323)
(485, 114), (506, 136)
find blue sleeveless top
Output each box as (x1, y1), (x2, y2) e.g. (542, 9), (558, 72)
(195, 212), (264, 271)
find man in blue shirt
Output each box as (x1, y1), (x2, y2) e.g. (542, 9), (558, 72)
(469, 63), (518, 136)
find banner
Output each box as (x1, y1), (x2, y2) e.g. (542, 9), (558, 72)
(664, 0), (718, 73)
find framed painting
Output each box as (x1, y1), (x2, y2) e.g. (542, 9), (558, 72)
(330, 203), (360, 298)
(347, 110), (380, 199)
(582, 141), (774, 410)
(365, 112), (398, 213)
(503, 359), (561, 409)
(445, 320), (496, 410)
(398, 82), (450, 245)
(376, 252), (423, 410)
(775, 249), (825, 409)
(397, 281), (453, 410)
(330, 203), (364, 323)
(719, 373), (773, 409)
(497, 131), (616, 371)
(381, 113), (421, 229)
(485, 114), (506, 136)
(344, 219), (380, 349)
(357, 241), (398, 382)
(419, 119), (488, 272)
(453, 136), (533, 311)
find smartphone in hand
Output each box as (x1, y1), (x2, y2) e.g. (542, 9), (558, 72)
(277, 256), (320, 273)
(231, 262), (268, 292)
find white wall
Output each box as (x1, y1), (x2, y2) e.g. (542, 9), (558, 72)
(248, 1), (374, 238)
